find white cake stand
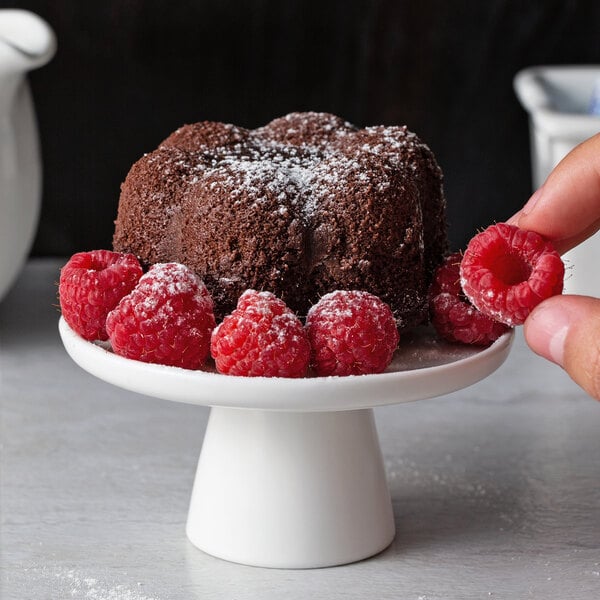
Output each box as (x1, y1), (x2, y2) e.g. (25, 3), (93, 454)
(59, 317), (513, 569)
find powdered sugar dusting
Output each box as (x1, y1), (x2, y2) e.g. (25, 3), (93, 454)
(119, 263), (213, 323)
(48, 568), (160, 600)
(141, 262), (205, 296)
(307, 289), (392, 322)
(148, 113), (423, 223)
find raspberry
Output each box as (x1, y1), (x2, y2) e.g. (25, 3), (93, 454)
(429, 253), (509, 345)
(460, 223), (564, 326)
(106, 263), (216, 369)
(210, 290), (310, 378)
(59, 250), (143, 341)
(306, 290), (399, 376)
(429, 252), (464, 299)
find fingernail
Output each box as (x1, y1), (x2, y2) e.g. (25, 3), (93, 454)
(548, 324), (568, 366)
(506, 210), (522, 226)
(525, 302), (569, 366)
(507, 187), (544, 226)
(521, 186), (544, 217)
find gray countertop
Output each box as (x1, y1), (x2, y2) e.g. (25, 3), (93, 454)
(1, 259), (599, 600)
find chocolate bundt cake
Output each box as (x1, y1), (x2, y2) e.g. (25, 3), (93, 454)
(113, 112), (448, 329)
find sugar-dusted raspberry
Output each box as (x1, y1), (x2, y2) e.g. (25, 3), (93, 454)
(210, 290), (310, 377)
(106, 263), (215, 369)
(306, 290), (399, 376)
(59, 250), (143, 341)
(460, 223), (564, 326)
(429, 253), (510, 345)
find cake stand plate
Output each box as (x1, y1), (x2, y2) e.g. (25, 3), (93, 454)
(59, 317), (513, 569)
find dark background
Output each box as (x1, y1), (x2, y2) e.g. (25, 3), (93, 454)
(9, 0), (600, 255)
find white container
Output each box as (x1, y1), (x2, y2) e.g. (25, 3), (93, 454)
(0, 10), (56, 302)
(514, 65), (600, 297)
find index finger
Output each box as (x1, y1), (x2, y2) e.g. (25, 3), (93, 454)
(509, 132), (600, 255)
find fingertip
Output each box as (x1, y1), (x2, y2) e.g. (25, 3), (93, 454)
(524, 295), (600, 400)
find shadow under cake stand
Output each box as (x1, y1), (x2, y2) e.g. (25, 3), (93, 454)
(59, 317), (513, 569)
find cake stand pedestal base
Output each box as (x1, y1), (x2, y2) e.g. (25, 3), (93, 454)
(186, 407), (394, 569)
(59, 317), (514, 570)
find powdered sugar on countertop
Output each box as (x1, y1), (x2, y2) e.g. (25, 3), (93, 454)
(18, 567), (166, 600)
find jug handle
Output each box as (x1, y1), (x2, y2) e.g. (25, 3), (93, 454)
(0, 9), (56, 71)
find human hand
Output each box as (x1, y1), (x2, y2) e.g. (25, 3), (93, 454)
(508, 132), (600, 400)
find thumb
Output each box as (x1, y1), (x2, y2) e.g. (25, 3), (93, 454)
(523, 295), (600, 400)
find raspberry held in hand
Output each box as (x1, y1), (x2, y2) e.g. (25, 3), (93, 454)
(306, 290), (399, 376)
(106, 263), (216, 369)
(210, 290), (310, 378)
(460, 223), (564, 326)
(59, 250), (143, 341)
(429, 253), (510, 345)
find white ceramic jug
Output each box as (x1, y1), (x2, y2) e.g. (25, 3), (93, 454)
(514, 66), (600, 298)
(0, 9), (55, 302)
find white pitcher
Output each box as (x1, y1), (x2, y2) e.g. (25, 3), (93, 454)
(0, 9), (55, 302)
(514, 66), (600, 298)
